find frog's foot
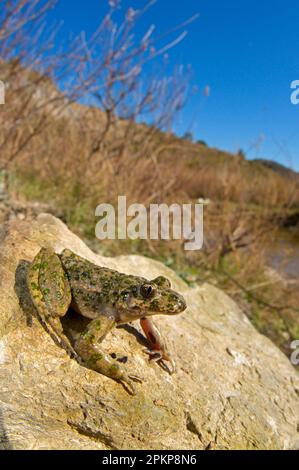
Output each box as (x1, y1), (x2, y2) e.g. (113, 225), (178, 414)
(143, 347), (163, 362)
(140, 317), (176, 374)
(162, 357), (176, 375)
(143, 347), (176, 374)
(74, 317), (142, 395)
(119, 374), (143, 395)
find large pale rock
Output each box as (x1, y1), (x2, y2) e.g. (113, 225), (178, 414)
(0, 214), (298, 450)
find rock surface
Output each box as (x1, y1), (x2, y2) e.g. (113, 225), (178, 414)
(0, 214), (298, 450)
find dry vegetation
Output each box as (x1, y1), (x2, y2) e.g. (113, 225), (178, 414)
(1, 0), (299, 357)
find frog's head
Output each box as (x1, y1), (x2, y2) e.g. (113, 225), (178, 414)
(116, 275), (187, 322)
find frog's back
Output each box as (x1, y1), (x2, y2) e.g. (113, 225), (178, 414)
(59, 249), (146, 287)
(58, 249), (149, 319)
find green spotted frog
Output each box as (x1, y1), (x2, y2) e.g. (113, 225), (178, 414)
(27, 248), (187, 393)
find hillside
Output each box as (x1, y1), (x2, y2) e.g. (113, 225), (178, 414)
(252, 159), (299, 179)
(1, 61), (298, 201)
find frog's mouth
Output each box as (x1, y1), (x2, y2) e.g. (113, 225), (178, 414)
(118, 296), (187, 323)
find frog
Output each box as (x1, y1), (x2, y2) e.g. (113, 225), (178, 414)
(27, 248), (187, 394)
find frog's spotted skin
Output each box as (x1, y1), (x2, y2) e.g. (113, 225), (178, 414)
(27, 248), (187, 394)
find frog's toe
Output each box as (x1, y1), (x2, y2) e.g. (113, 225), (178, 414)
(143, 347), (176, 374)
(158, 358), (176, 375)
(142, 347), (162, 360)
(120, 374), (142, 395)
(128, 374), (143, 383)
(165, 358), (176, 375)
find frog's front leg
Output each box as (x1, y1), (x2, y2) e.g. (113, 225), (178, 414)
(27, 247), (75, 356)
(74, 316), (142, 394)
(140, 317), (176, 374)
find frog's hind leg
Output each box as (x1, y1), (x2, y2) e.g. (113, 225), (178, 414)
(74, 316), (142, 395)
(27, 247), (76, 357)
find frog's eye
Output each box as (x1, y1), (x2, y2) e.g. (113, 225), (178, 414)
(140, 283), (156, 299)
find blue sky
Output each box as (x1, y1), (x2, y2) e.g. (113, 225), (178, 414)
(47, 0), (299, 170)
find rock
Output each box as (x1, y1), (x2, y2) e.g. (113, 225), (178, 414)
(0, 213), (298, 450)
